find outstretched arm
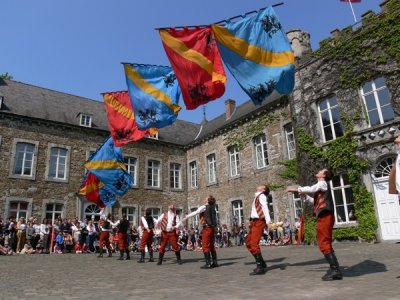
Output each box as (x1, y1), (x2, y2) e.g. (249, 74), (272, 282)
(183, 205), (206, 221)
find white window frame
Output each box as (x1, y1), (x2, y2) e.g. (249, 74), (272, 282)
(9, 139), (39, 180)
(360, 77), (395, 127)
(45, 203), (64, 224)
(46, 144), (71, 183)
(5, 197), (33, 220)
(330, 174), (356, 225)
(284, 123), (296, 159)
(292, 192), (303, 219)
(318, 96), (343, 142)
(228, 146), (241, 177)
(232, 200), (244, 226)
(189, 160), (198, 189)
(146, 133), (159, 140)
(80, 114), (92, 127)
(125, 156), (138, 188)
(146, 158), (161, 189)
(254, 134), (269, 169)
(169, 162), (182, 190)
(190, 207), (200, 227)
(121, 206), (136, 225)
(206, 153), (217, 184)
(146, 207), (162, 220)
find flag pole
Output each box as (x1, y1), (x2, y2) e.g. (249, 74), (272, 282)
(348, 0), (357, 23)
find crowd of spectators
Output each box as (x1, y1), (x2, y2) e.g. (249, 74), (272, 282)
(0, 215), (302, 256)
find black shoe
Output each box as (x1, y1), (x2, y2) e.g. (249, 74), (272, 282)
(200, 252), (212, 269)
(97, 250), (104, 258)
(175, 251), (183, 265)
(108, 251), (112, 257)
(137, 250), (145, 263)
(210, 251), (219, 268)
(322, 252), (343, 281)
(125, 249), (130, 260)
(157, 253), (164, 265)
(148, 251), (154, 262)
(250, 253), (266, 275)
(117, 249), (124, 260)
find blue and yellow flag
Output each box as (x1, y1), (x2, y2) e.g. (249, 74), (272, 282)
(212, 7), (295, 105)
(84, 136), (132, 197)
(123, 63), (181, 130)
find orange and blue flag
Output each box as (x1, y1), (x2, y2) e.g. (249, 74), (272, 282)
(84, 136), (132, 197)
(159, 27), (226, 110)
(123, 63), (181, 130)
(103, 91), (158, 146)
(78, 172), (106, 208)
(212, 7), (295, 105)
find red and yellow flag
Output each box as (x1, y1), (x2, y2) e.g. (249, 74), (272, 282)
(78, 172), (105, 208)
(159, 27), (227, 110)
(103, 91), (158, 146)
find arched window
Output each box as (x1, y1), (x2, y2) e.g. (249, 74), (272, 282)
(374, 157), (396, 178)
(84, 204), (102, 223)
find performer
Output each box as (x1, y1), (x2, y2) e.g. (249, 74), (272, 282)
(246, 184), (271, 275)
(286, 168), (343, 281)
(183, 195), (219, 269)
(97, 213), (113, 258)
(110, 214), (131, 260)
(155, 204), (182, 265)
(138, 208), (156, 263)
(389, 134), (400, 201)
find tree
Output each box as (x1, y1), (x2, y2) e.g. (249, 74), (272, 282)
(0, 72), (13, 80)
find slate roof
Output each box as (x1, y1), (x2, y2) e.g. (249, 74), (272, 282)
(0, 79), (200, 146)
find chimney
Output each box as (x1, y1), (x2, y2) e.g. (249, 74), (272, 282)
(225, 99), (236, 120)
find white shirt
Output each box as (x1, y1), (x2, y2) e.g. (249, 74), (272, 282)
(298, 181), (328, 204)
(396, 153), (400, 194)
(40, 224), (49, 235)
(156, 211), (181, 231)
(87, 224), (96, 235)
(18, 224), (26, 232)
(141, 216), (156, 230)
(186, 205), (206, 218)
(33, 224), (41, 234)
(250, 192), (271, 224)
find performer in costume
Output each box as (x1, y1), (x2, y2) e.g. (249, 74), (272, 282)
(246, 184), (271, 275)
(155, 204), (182, 265)
(109, 214), (131, 260)
(97, 212), (113, 258)
(183, 195), (219, 269)
(138, 208), (156, 263)
(389, 134), (400, 201)
(286, 168), (343, 281)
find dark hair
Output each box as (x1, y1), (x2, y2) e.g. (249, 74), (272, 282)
(145, 208), (152, 217)
(264, 186), (270, 196)
(323, 168), (334, 181)
(122, 214), (127, 219)
(207, 196), (216, 205)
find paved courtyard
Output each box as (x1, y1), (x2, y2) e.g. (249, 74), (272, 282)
(1, 242), (399, 300)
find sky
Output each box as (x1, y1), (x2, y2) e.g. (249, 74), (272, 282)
(0, 0), (382, 124)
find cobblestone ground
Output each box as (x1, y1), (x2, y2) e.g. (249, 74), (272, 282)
(0, 242), (399, 300)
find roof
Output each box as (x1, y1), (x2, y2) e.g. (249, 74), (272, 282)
(0, 79), (200, 146)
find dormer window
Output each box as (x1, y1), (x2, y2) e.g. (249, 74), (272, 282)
(79, 114), (92, 127)
(146, 133), (158, 140)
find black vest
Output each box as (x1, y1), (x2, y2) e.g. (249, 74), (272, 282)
(103, 220), (111, 230)
(314, 188), (334, 217)
(205, 204), (217, 227)
(118, 219), (130, 233)
(145, 216), (154, 229)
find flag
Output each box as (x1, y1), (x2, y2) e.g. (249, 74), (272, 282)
(123, 63), (181, 130)
(212, 7), (295, 106)
(340, 0), (361, 2)
(78, 172), (105, 208)
(84, 136), (133, 196)
(159, 27), (227, 110)
(103, 91), (158, 146)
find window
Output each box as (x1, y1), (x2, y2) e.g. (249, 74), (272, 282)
(9, 202), (28, 220)
(45, 203), (63, 224)
(125, 157), (138, 187)
(292, 192), (303, 219)
(175, 208), (183, 220)
(80, 114), (92, 127)
(14, 142), (35, 176)
(122, 207), (136, 224)
(228, 146), (240, 177)
(232, 200), (244, 226)
(267, 194), (274, 221)
(284, 123), (296, 159)
(374, 157), (396, 178)
(361, 77), (395, 127)
(189, 161), (198, 188)
(215, 204), (220, 225)
(146, 133), (159, 140)
(170, 163), (182, 189)
(254, 134), (269, 169)
(147, 159), (161, 188)
(330, 174), (356, 224)
(206, 153), (217, 184)
(49, 147), (68, 180)
(318, 96), (344, 142)
(147, 207), (161, 219)
(84, 204), (102, 223)
(190, 207), (199, 227)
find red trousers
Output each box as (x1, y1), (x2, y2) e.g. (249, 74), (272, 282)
(246, 219), (266, 255)
(202, 227), (215, 253)
(317, 212), (335, 255)
(159, 231), (179, 254)
(140, 230), (154, 251)
(99, 232), (111, 250)
(118, 233), (128, 251)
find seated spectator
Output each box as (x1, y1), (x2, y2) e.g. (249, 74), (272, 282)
(55, 232), (64, 254)
(0, 244), (13, 255)
(20, 243), (35, 255)
(74, 242), (82, 254)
